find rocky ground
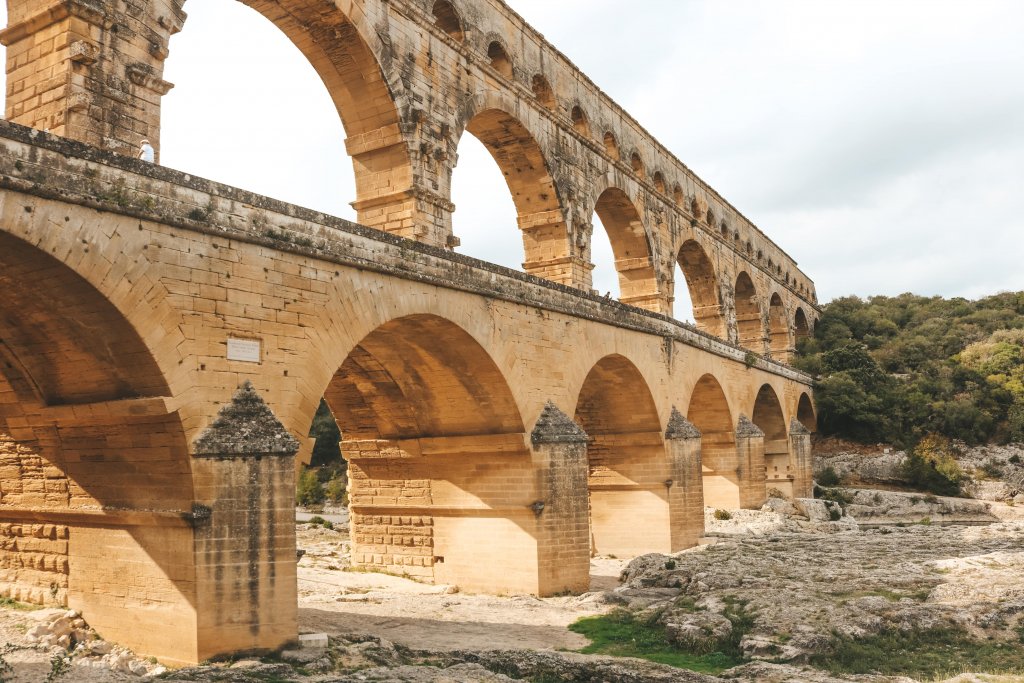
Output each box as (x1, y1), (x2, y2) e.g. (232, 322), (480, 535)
(1, 495), (1022, 682)
(814, 440), (1024, 504)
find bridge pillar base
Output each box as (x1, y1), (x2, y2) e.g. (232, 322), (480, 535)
(190, 383), (300, 662)
(665, 411), (705, 551)
(530, 403), (591, 596)
(736, 416), (768, 509)
(789, 420), (814, 500)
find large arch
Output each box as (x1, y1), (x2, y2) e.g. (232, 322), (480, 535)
(794, 307), (812, 348)
(687, 374), (738, 508)
(797, 392), (817, 433)
(181, 0), (415, 234)
(455, 107), (574, 286)
(574, 355), (667, 557)
(0, 232), (198, 663)
(734, 272), (763, 352)
(676, 239), (725, 338)
(752, 384), (794, 498)
(592, 187), (661, 311)
(324, 314), (541, 594)
(767, 293), (791, 362)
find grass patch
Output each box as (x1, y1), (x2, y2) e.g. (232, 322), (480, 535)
(810, 627), (1024, 678)
(569, 611), (739, 673)
(0, 597), (41, 611)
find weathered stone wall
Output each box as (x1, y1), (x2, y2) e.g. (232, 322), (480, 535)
(0, 121), (817, 661)
(2, 0), (819, 356)
(0, 522), (69, 605)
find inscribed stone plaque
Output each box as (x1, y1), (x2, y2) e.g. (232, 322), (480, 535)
(227, 338), (261, 363)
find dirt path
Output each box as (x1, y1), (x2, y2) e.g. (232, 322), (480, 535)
(295, 523), (626, 651)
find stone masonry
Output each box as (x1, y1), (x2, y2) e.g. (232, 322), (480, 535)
(0, 0), (818, 667)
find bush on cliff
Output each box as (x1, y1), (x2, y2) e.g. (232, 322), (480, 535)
(797, 292), (1024, 447)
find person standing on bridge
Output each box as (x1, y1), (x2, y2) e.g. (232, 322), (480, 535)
(139, 139), (155, 163)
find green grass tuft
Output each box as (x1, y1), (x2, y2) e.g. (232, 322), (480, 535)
(568, 610), (742, 674)
(810, 627), (1024, 678)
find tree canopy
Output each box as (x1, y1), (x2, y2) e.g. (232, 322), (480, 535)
(796, 292), (1024, 447)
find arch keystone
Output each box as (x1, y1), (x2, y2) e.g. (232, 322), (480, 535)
(665, 407), (701, 440)
(531, 401), (588, 445)
(193, 381), (299, 456)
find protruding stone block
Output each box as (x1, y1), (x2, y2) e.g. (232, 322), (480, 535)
(736, 415), (767, 509)
(191, 382), (299, 662)
(531, 402), (590, 596)
(665, 408), (704, 550)
(789, 418), (813, 499)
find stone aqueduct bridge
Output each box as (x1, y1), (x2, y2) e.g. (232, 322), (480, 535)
(0, 0), (821, 667)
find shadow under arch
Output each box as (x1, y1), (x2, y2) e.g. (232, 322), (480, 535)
(797, 392), (817, 433)
(767, 292), (790, 362)
(735, 271), (762, 352)
(0, 232), (198, 663)
(752, 384), (794, 498)
(186, 0), (416, 229)
(454, 105), (574, 286)
(591, 186), (661, 311)
(794, 307), (811, 347)
(676, 239), (725, 338)
(574, 354), (668, 557)
(687, 373), (738, 509)
(323, 314), (544, 594)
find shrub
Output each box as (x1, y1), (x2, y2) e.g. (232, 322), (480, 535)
(324, 476), (348, 505)
(817, 466), (841, 486)
(901, 435), (962, 496)
(1009, 454), (1021, 465)
(296, 467), (325, 506)
(828, 506), (842, 521)
(713, 509), (732, 521)
(980, 461), (1004, 479)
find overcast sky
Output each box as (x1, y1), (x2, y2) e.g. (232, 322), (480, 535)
(3, 0), (1022, 311)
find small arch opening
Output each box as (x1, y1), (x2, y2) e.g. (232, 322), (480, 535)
(487, 41), (513, 77)
(653, 172), (666, 194)
(630, 152), (645, 179)
(571, 105), (591, 137)
(532, 74), (556, 110)
(603, 132), (620, 160)
(432, 0), (465, 41)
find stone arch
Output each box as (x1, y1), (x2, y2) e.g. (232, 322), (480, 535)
(797, 392), (817, 433)
(676, 239), (725, 338)
(214, 0), (416, 234)
(456, 105), (572, 285)
(532, 74), (556, 110)
(653, 171), (666, 194)
(591, 186), (661, 311)
(487, 40), (513, 77)
(794, 307), (811, 346)
(767, 292), (791, 362)
(574, 354), (667, 557)
(734, 271), (763, 352)
(0, 231), (198, 662)
(752, 384), (793, 497)
(431, 0), (465, 41)
(571, 105), (591, 137)
(687, 374), (737, 508)
(323, 314), (537, 593)
(673, 184), (685, 207)
(630, 151), (646, 179)
(604, 132), (620, 160)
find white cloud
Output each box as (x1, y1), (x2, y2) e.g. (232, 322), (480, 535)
(1, 0), (1021, 309)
